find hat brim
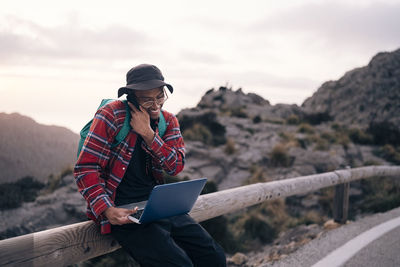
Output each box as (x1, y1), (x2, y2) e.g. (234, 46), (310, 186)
(118, 80), (173, 97)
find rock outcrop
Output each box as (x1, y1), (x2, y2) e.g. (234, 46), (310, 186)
(302, 48), (400, 131)
(0, 174), (86, 239)
(177, 86), (389, 190)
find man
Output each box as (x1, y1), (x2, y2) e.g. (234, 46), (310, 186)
(74, 64), (226, 266)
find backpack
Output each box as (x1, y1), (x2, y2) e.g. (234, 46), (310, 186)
(77, 99), (167, 158)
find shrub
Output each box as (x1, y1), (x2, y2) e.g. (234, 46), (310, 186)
(0, 183), (23, 210)
(224, 138), (237, 155)
(42, 167), (78, 194)
(201, 180), (218, 195)
(269, 144), (293, 167)
(303, 112), (332, 125)
(264, 118), (285, 124)
(179, 112), (226, 146)
(242, 213), (277, 244)
(368, 121), (400, 145)
(320, 131), (336, 143)
(295, 210), (323, 225)
(356, 177), (400, 214)
(362, 194), (400, 213)
(230, 107), (248, 118)
(259, 199), (290, 232)
(331, 123), (342, 131)
(377, 144), (400, 164)
(245, 128), (255, 135)
(363, 160), (381, 166)
(45, 174), (62, 193)
(286, 114), (300, 125)
(0, 176), (45, 210)
(314, 137), (330, 151)
(296, 137), (309, 149)
(183, 124), (213, 145)
(205, 88), (214, 95)
(279, 131), (298, 147)
(163, 173), (190, 184)
(213, 94), (224, 102)
(253, 115), (262, 124)
(60, 166), (73, 178)
(335, 132), (351, 149)
(348, 128), (374, 144)
(298, 123), (314, 134)
(244, 165), (268, 185)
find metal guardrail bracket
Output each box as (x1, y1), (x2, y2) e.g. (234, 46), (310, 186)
(333, 182), (350, 224)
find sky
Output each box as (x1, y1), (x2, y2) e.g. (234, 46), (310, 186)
(1, 0), (399, 133)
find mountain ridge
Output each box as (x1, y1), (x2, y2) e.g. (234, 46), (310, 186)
(0, 112), (79, 183)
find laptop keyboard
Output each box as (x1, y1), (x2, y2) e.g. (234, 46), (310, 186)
(132, 209), (144, 220)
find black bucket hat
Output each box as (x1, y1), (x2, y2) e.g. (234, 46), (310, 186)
(118, 64), (174, 97)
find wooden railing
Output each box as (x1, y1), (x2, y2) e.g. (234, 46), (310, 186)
(1, 166), (399, 266)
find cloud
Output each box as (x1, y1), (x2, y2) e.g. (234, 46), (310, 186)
(0, 15), (154, 66)
(252, 2), (400, 49)
(179, 50), (224, 65)
(233, 70), (318, 90)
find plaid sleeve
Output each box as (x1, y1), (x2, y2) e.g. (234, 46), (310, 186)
(145, 113), (185, 176)
(74, 105), (120, 218)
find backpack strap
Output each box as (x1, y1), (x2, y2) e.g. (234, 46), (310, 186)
(158, 111), (167, 138)
(112, 100), (131, 147)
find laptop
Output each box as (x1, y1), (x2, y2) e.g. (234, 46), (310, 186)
(118, 178), (207, 224)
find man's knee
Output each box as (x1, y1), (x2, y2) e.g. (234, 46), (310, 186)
(211, 243), (227, 267)
(194, 243), (226, 267)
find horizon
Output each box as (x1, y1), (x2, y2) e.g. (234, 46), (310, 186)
(0, 83), (312, 135)
(1, 0), (399, 133)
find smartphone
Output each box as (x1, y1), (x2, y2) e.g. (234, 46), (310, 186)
(126, 93), (156, 132)
(126, 93), (140, 110)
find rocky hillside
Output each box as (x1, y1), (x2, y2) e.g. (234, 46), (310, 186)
(302, 48), (400, 135)
(0, 113), (79, 183)
(177, 48), (400, 189)
(177, 88), (390, 190)
(176, 89), (398, 265)
(0, 173), (86, 239)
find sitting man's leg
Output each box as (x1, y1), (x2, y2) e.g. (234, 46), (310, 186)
(111, 221), (194, 267)
(170, 214), (226, 267)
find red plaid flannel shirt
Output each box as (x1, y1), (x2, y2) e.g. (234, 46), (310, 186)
(74, 100), (185, 234)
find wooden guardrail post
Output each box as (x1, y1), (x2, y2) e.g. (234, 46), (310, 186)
(333, 182), (350, 224)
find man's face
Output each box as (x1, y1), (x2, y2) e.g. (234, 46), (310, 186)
(134, 87), (165, 120)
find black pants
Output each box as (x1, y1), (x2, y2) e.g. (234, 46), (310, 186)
(111, 214), (226, 267)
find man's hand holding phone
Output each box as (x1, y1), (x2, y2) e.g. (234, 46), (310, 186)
(128, 102), (155, 146)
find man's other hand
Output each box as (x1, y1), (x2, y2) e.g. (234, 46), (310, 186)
(104, 206), (138, 225)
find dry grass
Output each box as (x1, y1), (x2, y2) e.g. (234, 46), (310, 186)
(183, 123), (213, 145)
(224, 138), (237, 155)
(244, 164), (270, 185)
(270, 143), (293, 167)
(286, 114), (300, 125)
(298, 123), (315, 134)
(379, 144), (400, 164)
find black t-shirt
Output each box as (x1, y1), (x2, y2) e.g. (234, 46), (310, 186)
(114, 137), (156, 206)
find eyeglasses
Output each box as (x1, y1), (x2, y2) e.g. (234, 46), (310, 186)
(137, 89), (168, 109)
